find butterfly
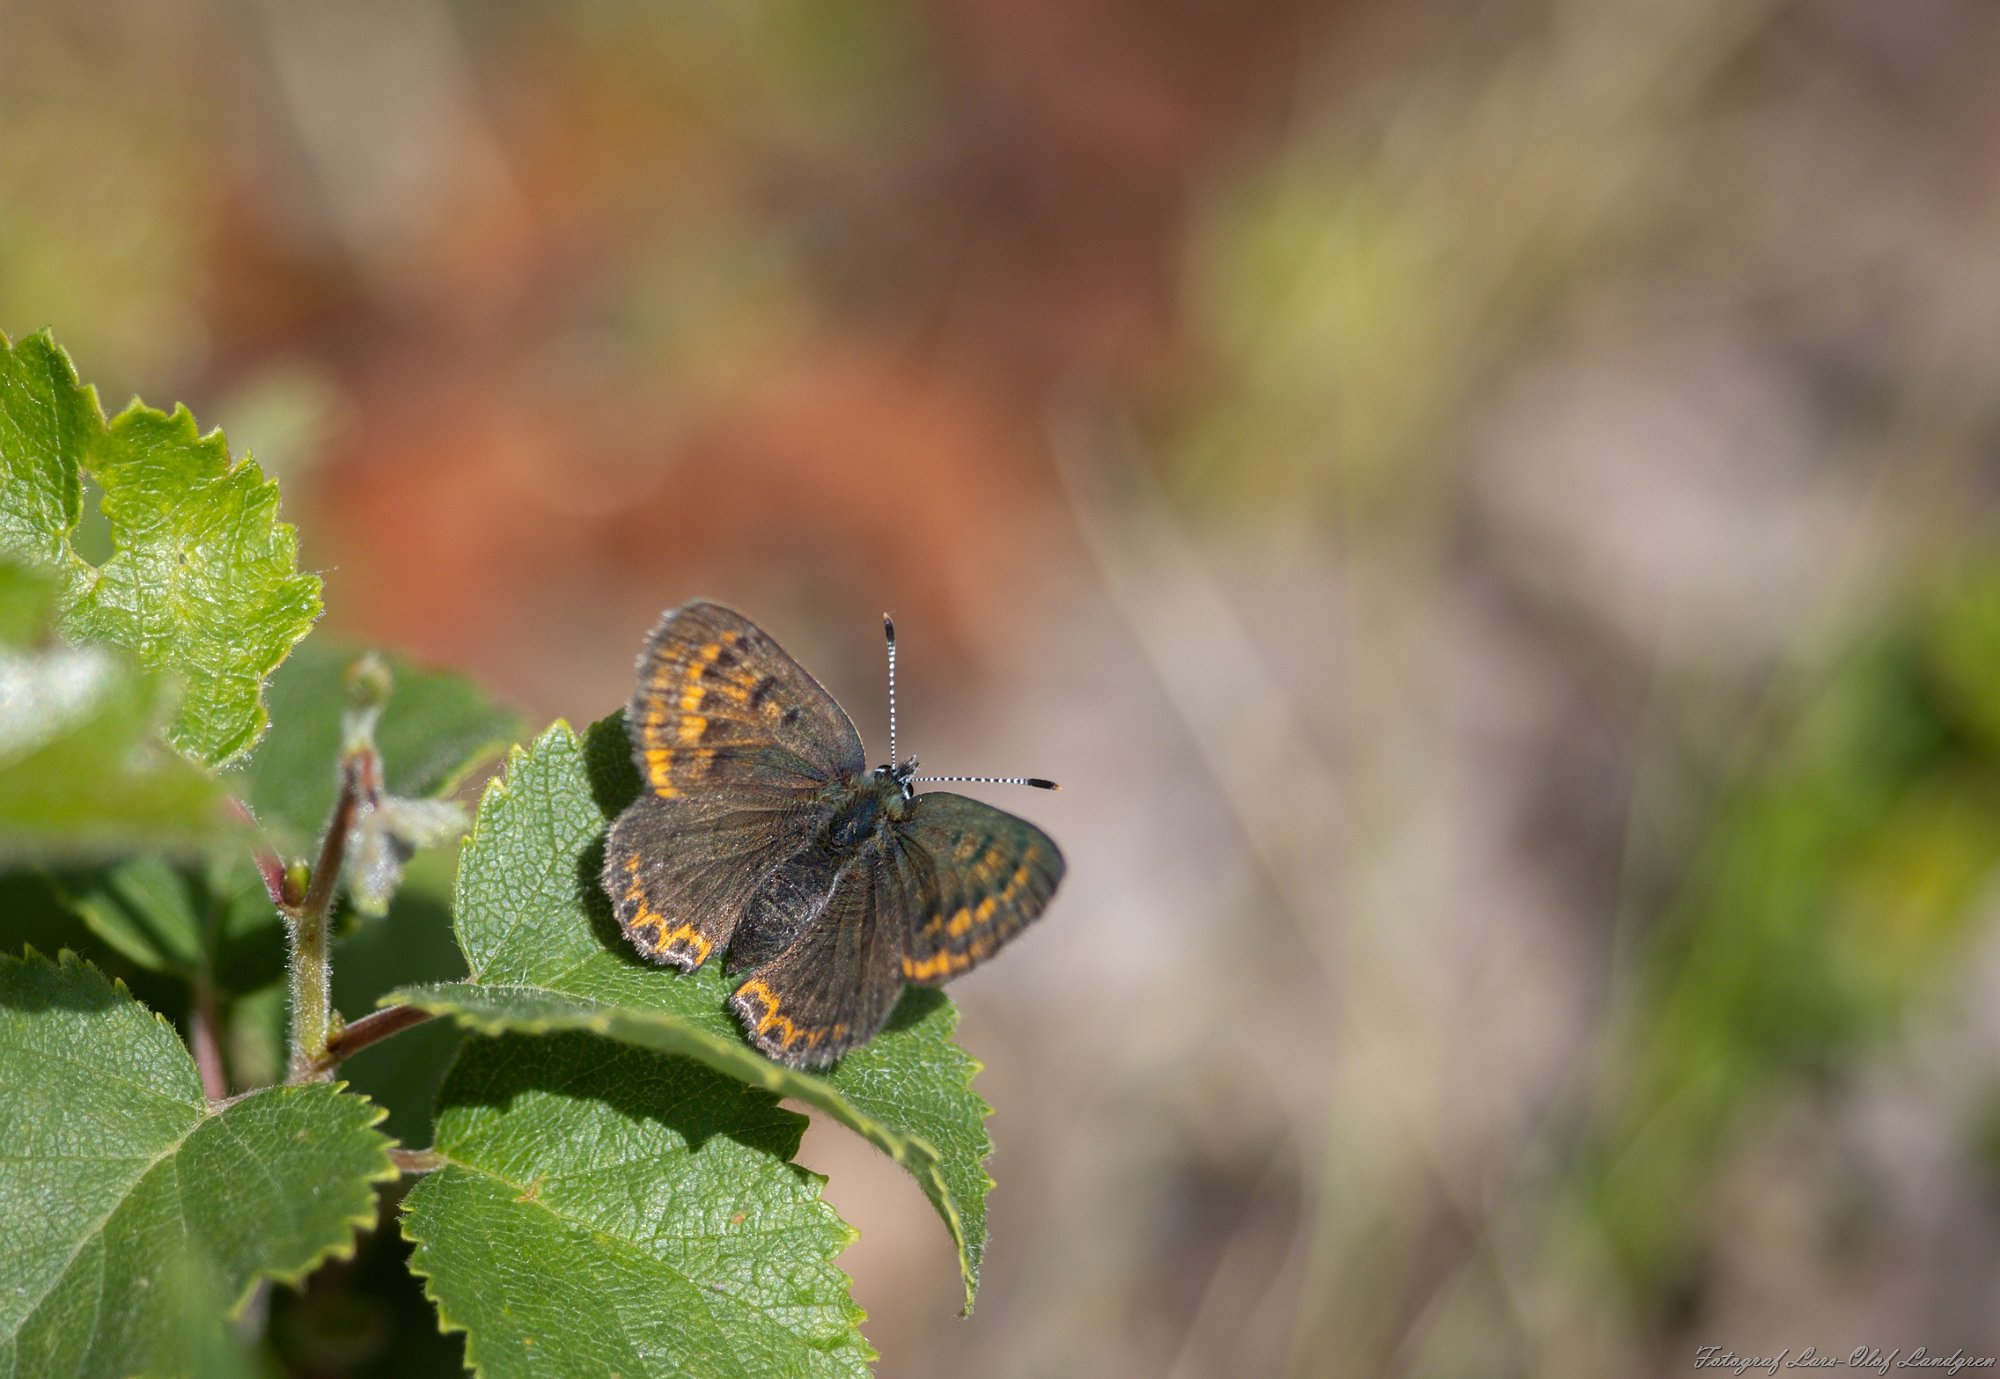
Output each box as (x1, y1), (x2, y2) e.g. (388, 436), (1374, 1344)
(602, 600), (1065, 1068)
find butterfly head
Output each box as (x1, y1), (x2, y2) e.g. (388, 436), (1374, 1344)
(875, 757), (919, 801)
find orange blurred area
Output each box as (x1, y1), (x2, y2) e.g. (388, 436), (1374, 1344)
(10, 0), (2000, 1375)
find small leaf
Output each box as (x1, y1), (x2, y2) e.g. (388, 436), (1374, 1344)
(0, 560), (236, 861)
(233, 640), (524, 847)
(387, 717), (997, 1310)
(0, 329), (322, 766)
(50, 853), (208, 973)
(49, 855), (280, 992)
(403, 1033), (873, 1379)
(0, 335), (94, 569)
(0, 949), (395, 1377)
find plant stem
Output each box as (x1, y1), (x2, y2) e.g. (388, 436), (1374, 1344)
(286, 755), (363, 1083)
(191, 979), (228, 1101)
(229, 796), (301, 908)
(316, 1003), (436, 1071)
(284, 914), (332, 1083)
(389, 1147), (445, 1174)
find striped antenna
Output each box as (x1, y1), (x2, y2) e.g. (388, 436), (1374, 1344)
(886, 613), (1059, 790)
(883, 613), (899, 765)
(914, 774), (1060, 790)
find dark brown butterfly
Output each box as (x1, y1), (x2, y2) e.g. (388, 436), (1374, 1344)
(601, 601), (1065, 1068)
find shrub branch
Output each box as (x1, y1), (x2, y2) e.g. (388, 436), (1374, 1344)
(285, 753), (365, 1083)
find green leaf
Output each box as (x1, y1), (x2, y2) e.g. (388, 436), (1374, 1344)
(403, 1032), (873, 1379)
(0, 948), (395, 1377)
(0, 870), (192, 1022)
(0, 560), (59, 647)
(42, 639), (518, 993)
(386, 717), (997, 1310)
(49, 855), (280, 992)
(0, 336), (94, 569)
(0, 329), (322, 766)
(47, 853), (218, 974)
(232, 640), (525, 846)
(0, 559), (236, 861)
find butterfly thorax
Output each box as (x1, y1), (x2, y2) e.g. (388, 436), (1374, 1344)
(823, 764), (915, 850)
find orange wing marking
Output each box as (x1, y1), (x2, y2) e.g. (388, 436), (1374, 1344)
(654, 922), (713, 966)
(735, 978), (840, 1052)
(644, 747), (678, 795)
(902, 949), (970, 981)
(622, 883), (714, 966)
(679, 640), (728, 712)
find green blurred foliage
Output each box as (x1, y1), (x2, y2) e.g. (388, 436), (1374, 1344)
(1583, 556), (2000, 1303)
(230, 641), (523, 849)
(0, 555), (238, 861)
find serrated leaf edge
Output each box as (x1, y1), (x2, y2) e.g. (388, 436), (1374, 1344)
(397, 1098), (876, 1375)
(430, 731), (523, 802)
(212, 1087), (399, 1313)
(0, 329), (324, 767)
(1, 947), (400, 1328)
(94, 397), (323, 766)
(0, 330), (97, 555)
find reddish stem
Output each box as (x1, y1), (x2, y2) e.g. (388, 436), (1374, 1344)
(228, 797), (297, 909)
(317, 1003), (436, 1071)
(191, 981), (228, 1101)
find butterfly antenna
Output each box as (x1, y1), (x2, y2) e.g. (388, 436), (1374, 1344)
(883, 613), (899, 765)
(913, 774), (1061, 791)
(885, 613), (1058, 790)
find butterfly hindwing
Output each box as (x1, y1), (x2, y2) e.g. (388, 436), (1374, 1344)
(603, 792), (827, 971)
(722, 842), (848, 974)
(728, 837), (918, 1068)
(628, 600), (865, 801)
(893, 792), (1064, 986)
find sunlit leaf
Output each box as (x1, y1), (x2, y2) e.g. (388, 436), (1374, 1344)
(388, 717), (996, 1309)
(0, 329), (321, 766)
(403, 1032), (873, 1379)
(0, 949), (394, 1377)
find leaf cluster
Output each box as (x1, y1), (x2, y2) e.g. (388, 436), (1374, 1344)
(0, 330), (998, 1377)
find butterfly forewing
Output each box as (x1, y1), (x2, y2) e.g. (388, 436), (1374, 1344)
(893, 792), (1064, 985)
(627, 600), (865, 800)
(610, 600), (862, 972)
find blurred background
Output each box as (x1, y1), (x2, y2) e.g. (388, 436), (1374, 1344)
(8, 0), (2000, 1374)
